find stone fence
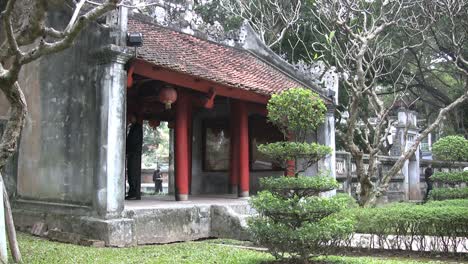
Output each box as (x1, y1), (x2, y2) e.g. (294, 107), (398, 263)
(335, 151), (468, 202)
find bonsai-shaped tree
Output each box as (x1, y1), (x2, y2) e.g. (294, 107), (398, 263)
(248, 88), (355, 263)
(429, 135), (468, 201)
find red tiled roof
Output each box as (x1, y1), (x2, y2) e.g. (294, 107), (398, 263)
(128, 17), (311, 96)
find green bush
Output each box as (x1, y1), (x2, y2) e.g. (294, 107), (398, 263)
(249, 213), (356, 259)
(432, 135), (468, 162)
(430, 171), (468, 184)
(353, 203), (468, 253)
(258, 142), (332, 166)
(260, 175), (339, 194)
(251, 191), (355, 223)
(428, 187), (468, 200)
(355, 203), (468, 237)
(266, 88), (327, 136)
(248, 88), (353, 263)
(424, 199), (468, 207)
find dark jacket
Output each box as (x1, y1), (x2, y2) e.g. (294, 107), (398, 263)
(424, 167), (433, 180)
(153, 170), (162, 181)
(126, 123), (143, 154)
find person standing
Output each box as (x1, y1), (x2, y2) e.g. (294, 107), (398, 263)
(424, 164), (434, 201)
(126, 114), (143, 200)
(153, 167), (163, 194)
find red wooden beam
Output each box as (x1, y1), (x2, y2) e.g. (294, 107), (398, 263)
(131, 59), (270, 104)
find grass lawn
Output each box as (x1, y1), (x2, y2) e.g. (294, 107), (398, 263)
(14, 233), (462, 264)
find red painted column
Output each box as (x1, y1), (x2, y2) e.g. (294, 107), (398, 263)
(188, 101), (193, 194)
(229, 101), (240, 194)
(175, 90), (190, 201)
(238, 101), (250, 197)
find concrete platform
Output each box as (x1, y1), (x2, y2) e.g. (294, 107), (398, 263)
(124, 194), (250, 210)
(123, 195), (253, 245)
(13, 195), (253, 247)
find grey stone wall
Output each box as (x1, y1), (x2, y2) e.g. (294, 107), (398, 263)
(15, 8), (115, 206)
(335, 152), (406, 202)
(336, 151), (468, 203)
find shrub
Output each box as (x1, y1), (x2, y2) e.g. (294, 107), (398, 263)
(259, 175), (339, 196)
(266, 88), (327, 136)
(428, 187), (468, 200)
(248, 88), (353, 263)
(430, 171), (468, 184)
(353, 203), (468, 253)
(432, 135), (468, 162)
(257, 142), (332, 171)
(424, 199), (468, 207)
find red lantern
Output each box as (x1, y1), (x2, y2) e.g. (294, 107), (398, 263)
(158, 85), (177, 109)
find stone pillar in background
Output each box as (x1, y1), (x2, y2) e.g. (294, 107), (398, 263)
(93, 46), (131, 218)
(318, 105), (337, 196)
(391, 107), (421, 200)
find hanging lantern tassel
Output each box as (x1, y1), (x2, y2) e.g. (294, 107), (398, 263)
(159, 86), (178, 109)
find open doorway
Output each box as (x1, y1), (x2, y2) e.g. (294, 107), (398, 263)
(125, 79), (176, 200)
(140, 121), (170, 195)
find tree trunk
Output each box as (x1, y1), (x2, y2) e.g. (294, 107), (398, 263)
(0, 81), (27, 263)
(365, 89), (468, 206)
(3, 182), (21, 263)
(0, 82), (27, 169)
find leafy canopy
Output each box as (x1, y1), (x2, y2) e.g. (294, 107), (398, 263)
(267, 88), (327, 137)
(432, 135), (468, 162)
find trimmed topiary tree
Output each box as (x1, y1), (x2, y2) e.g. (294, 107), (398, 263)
(429, 135), (468, 201)
(248, 88), (356, 263)
(432, 135), (468, 162)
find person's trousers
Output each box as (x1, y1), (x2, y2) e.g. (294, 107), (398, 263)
(127, 153), (142, 198)
(154, 179), (163, 193)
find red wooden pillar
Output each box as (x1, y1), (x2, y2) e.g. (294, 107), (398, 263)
(175, 90), (191, 201)
(188, 102), (193, 194)
(238, 101), (250, 197)
(229, 101), (240, 194)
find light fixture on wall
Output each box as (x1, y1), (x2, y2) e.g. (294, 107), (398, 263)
(127, 33), (143, 47)
(127, 32), (143, 57)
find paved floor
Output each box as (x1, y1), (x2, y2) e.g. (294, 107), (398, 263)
(124, 194), (250, 210)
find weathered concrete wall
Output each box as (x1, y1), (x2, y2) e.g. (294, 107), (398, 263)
(190, 98), (283, 195)
(16, 10), (114, 206)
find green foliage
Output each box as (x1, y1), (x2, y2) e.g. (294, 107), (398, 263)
(260, 175), (339, 194)
(266, 88), (327, 136)
(248, 87), (352, 262)
(248, 213), (356, 259)
(142, 122), (170, 169)
(354, 203), (468, 238)
(258, 142), (332, 165)
(428, 187), (468, 201)
(424, 199), (468, 207)
(430, 171), (468, 184)
(432, 135), (468, 162)
(16, 232), (274, 264)
(251, 191), (355, 223)
(18, 231), (445, 264)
